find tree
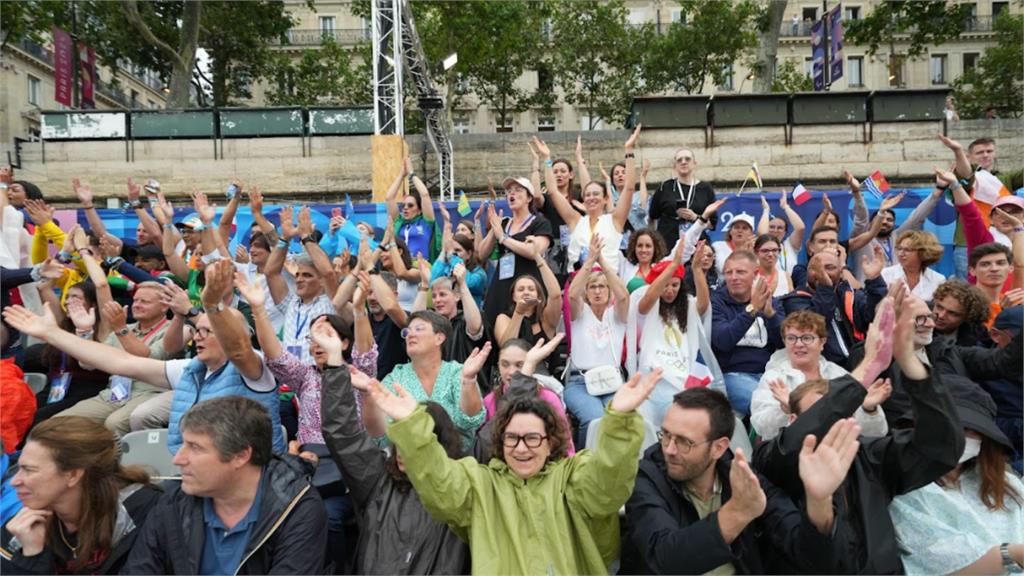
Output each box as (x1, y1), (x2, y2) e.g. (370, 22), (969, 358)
(752, 0), (789, 93)
(844, 1), (973, 61)
(771, 60), (813, 93)
(266, 37), (371, 106)
(953, 11), (1023, 119)
(121, 0), (200, 108)
(548, 0), (647, 129)
(644, 0), (759, 95)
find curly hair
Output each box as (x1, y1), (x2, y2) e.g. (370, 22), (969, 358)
(491, 396), (570, 465)
(896, 230), (944, 268)
(932, 279), (992, 327)
(626, 227), (668, 266)
(781, 310), (828, 340)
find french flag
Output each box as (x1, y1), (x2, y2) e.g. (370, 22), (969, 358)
(685, 350), (713, 389)
(792, 183), (811, 206)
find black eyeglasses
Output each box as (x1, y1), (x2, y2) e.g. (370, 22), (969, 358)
(656, 430), (712, 454)
(784, 334), (819, 345)
(502, 433), (548, 449)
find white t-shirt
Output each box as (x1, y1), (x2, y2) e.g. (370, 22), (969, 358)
(163, 354), (277, 393)
(568, 213), (623, 272)
(881, 265), (945, 301)
(570, 304), (626, 371)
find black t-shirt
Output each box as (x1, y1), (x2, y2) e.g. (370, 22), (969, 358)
(649, 179), (717, 248)
(371, 314), (409, 379)
(444, 312), (488, 364)
(539, 197), (582, 277)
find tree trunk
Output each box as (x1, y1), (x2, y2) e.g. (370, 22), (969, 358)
(121, 0), (201, 108)
(753, 0), (788, 93)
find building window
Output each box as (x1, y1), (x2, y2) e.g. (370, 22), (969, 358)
(803, 57), (814, 76)
(844, 6), (861, 20)
(495, 114), (513, 133)
(930, 54), (947, 84)
(319, 16), (336, 33)
(27, 75), (40, 105)
(453, 114), (470, 134)
(579, 115), (603, 131)
(130, 89), (138, 108)
(537, 116), (555, 132)
(361, 17), (371, 40)
(717, 64), (734, 91)
(801, 7), (818, 22)
(537, 65), (553, 92)
(963, 52), (979, 74)
(848, 56), (864, 87)
(963, 3), (977, 30)
(993, 2), (1008, 22)
(670, 9), (683, 23)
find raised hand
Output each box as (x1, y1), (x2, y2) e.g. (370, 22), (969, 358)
(233, 271), (266, 309)
(200, 259), (235, 308)
(310, 317), (343, 358)
(750, 277), (769, 312)
(347, 365), (375, 392)
(610, 368), (662, 413)
(100, 234), (123, 259)
(437, 200), (450, 223)
(279, 206), (298, 240)
(821, 192), (833, 213)
(297, 206), (315, 237)
(862, 378), (892, 413)
(101, 301), (129, 333)
(158, 281), (192, 316)
(23, 198), (53, 226)
(642, 158), (651, 177)
(599, 161), (610, 183)
(249, 186), (264, 214)
(235, 244), (250, 264)
(999, 288), (1024, 310)
(624, 123), (642, 150)
(191, 188), (216, 225)
(532, 136), (551, 159)
(524, 333), (564, 368)
(842, 170), (861, 195)
(769, 379), (790, 414)
(937, 133), (964, 152)
(153, 193), (174, 225)
(402, 156), (413, 177)
(37, 258), (65, 280)
(354, 271), (372, 307)
(2, 304), (58, 339)
(71, 178), (93, 206)
(671, 238), (686, 266)
(461, 342), (492, 380)
(779, 187), (790, 209)
(702, 197), (727, 220)
(880, 192), (905, 212)
(861, 243), (887, 279)
(416, 255), (431, 286)
(860, 295), (896, 385)
(726, 448), (767, 521)
(357, 236), (376, 271)
(452, 263), (466, 285)
(586, 233), (603, 265)
(66, 299), (96, 332)
(368, 381), (418, 421)
(575, 134), (582, 158)
(799, 418), (861, 502)
(760, 195), (769, 212)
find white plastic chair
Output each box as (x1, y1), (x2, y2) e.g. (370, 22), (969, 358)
(120, 428), (180, 479)
(23, 373), (47, 395)
(730, 417), (754, 457)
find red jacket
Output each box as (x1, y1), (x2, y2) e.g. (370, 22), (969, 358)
(1, 358), (36, 452)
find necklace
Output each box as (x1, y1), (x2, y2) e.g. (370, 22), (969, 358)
(57, 522), (77, 558)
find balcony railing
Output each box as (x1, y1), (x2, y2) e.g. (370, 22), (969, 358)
(16, 38), (54, 66)
(779, 15), (993, 37)
(275, 28), (371, 47)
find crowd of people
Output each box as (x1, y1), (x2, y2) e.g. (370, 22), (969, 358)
(0, 126), (1021, 575)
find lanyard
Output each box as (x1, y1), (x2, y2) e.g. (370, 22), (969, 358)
(294, 302), (311, 340)
(779, 243), (789, 271)
(675, 179), (698, 209)
(138, 317), (169, 346)
(505, 214), (536, 237)
(880, 238), (893, 263)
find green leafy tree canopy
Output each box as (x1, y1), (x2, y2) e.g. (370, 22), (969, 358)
(953, 11), (1023, 119)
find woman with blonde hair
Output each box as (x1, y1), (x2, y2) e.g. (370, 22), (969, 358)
(1, 417), (160, 574)
(880, 230), (945, 300)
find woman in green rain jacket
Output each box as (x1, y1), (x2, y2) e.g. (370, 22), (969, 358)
(364, 368), (663, 575)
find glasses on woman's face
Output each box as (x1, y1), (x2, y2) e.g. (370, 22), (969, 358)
(784, 333), (818, 345)
(400, 323), (432, 339)
(193, 326), (213, 339)
(587, 284), (609, 291)
(502, 432), (547, 449)
(656, 430), (711, 454)
(896, 246), (916, 253)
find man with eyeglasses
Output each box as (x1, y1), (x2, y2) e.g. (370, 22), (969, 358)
(620, 386), (854, 574)
(750, 310), (889, 441)
(650, 148), (717, 249)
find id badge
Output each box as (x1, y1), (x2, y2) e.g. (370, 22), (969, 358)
(48, 373), (71, 404)
(498, 252), (516, 280)
(559, 225), (570, 247)
(620, 231), (631, 250)
(286, 345), (303, 359)
(108, 375), (133, 403)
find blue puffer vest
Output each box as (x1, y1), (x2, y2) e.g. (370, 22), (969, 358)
(167, 359), (286, 455)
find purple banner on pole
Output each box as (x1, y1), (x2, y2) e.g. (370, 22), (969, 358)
(53, 27), (73, 107)
(829, 3), (844, 82)
(811, 18), (825, 91)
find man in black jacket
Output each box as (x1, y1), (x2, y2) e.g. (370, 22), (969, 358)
(122, 396), (327, 575)
(620, 387), (855, 574)
(753, 294), (965, 574)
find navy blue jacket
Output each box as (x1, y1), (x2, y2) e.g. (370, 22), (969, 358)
(710, 287), (784, 374)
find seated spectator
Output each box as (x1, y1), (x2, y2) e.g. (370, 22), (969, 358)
(712, 213), (756, 274)
(3, 260), (287, 455)
(493, 245), (563, 354)
(0, 325), (34, 452)
(881, 230), (945, 300)
(755, 295), (967, 573)
(751, 310), (889, 441)
(889, 383), (1024, 574)
(1, 417), (161, 574)
(629, 239), (719, 427)
(753, 234), (793, 297)
(370, 367), (663, 574)
(970, 242), (1022, 324)
(379, 310), (487, 449)
(931, 278), (992, 346)
(564, 234), (630, 445)
(783, 242), (888, 368)
(756, 187), (806, 278)
(619, 227), (667, 294)
(711, 251), (784, 416)
(122, 397), (326, 574)
(620, 387), (851, 574)
(791, 224), (841, 289)
(412, 258), (486, 365)
(982, 305), (1023, 473)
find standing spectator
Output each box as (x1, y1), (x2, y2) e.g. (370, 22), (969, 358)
(386, 157), (437, 261)
(757, 188), (806, 278)
(944, 95), (960, 121)
(880, 230), (946, 301)
(121, 397), (327, 574)
(649, 149), (717, 249)
(711, 251), (785, 416)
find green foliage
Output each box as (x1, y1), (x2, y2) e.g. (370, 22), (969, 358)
(547, 0), (647, 129)
(771, 60), (814, 93)
(644, 0), (760, 94)
(953, 11), (1024, 119)
(266, 37), (371, 106)
(844, 1), (973, 59)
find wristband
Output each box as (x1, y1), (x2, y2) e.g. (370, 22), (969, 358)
(545, 159), (554, 168)
(277, 239), (289, 250)
(1014, 227), (1024, 233)
(0, 183), (8, 191)
(226, 183), (239, 200)
(300, 235), (317, 244)
(624, 152), (635, 159)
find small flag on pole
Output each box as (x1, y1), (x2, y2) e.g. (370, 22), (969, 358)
(457, 189), (471, 217)
(746, 162), (764, 190)
(345, 193), (356, 219)
(863, 171), (890, 199)
(792, 183), (811, 206)
(685, 350), (713, 389)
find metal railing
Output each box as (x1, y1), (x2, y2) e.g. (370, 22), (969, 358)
(16, 39), (54, 66)
(276, 28), (371, 46)
(779, 15), (994, 37)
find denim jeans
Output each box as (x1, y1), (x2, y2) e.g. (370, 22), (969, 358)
(724, 372), (762, 417)
(322, 494), (354, 573)
(563, 373), (613, 449)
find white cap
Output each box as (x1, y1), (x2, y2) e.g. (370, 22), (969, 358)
(725, 213), (756, 231)
(502, 176), (535, 198)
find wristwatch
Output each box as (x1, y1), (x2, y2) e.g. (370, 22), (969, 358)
(1002, 544), (1024, 574)
(115, 326), (132, 337)
(744, 304), (757, 315)
(184, 306), (201, 319)
(300, 235), (317, 244)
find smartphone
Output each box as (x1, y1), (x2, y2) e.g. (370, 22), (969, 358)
(331, 207), (342, 218)
(675, 199), (687, 209)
